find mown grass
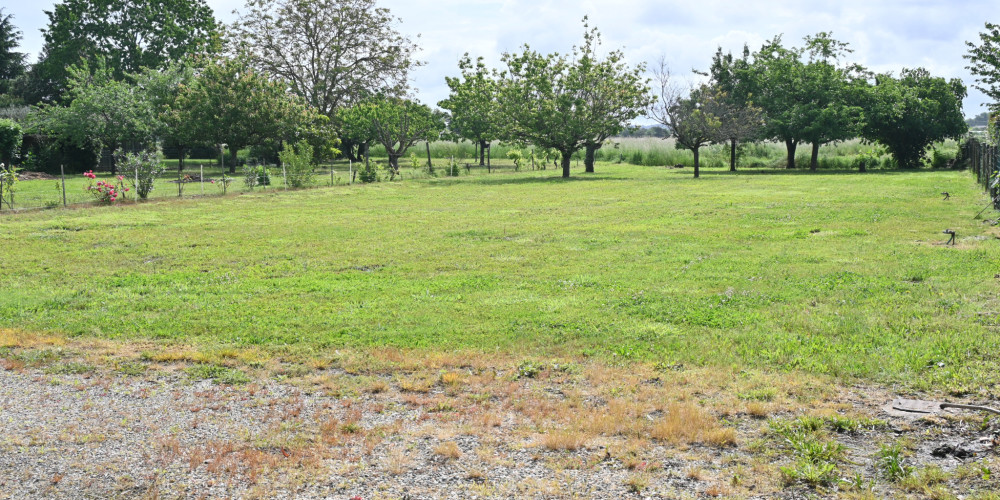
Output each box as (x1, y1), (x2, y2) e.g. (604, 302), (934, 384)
(1, 162), (998, 393)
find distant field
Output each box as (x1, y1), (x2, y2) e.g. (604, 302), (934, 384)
(1, 162), (997, 393)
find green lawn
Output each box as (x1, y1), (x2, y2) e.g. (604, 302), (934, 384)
(2, 163), (997, 393)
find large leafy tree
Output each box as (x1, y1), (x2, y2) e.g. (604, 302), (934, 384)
(965, 22), (1000, 112)
(747, 36), (810, 169)
(798, 33), (865, 171)
(231, 0), (418, 116)
(0, 9), (26, 98)
(174, 56), (316, 173)
(438, 55), (500, 166)
(29, 59), (159, 174)
(860, 68), (967, 169)
(576, 23), (653, 174)
(32, 0), (219, 103)
(339, 96), (444, 175)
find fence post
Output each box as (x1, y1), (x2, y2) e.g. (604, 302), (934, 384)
(200, 164), (204, 195)
(282, 164), (288, 190)
(349, 160), (353, 185)
(60, 164), (67, 207)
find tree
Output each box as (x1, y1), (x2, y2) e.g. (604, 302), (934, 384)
(33, 0), (219, 102)
(860, 68), (968, 169)
(134, 61), (200, 171)
(798, 33), (864, 171)
(702, 46), (762, 172)
(0, 9), (26, 98)
(29, 59), (159, 174)
(747, 36), (810, 169)
(0, 118), (21, 165)
(231, 0), (418, 117)
(965, 22), (1000, 112)
(174, 56), (316, 173)
(340, 96), (444, 176)
(648, 63), (722, 178)
(439, 54), (500, 166)
(575, 22), (653, 173)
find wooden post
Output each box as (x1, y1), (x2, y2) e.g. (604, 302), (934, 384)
(330, 166), (334, 186)
(60, 164), (67, 207)
(177, 163), (182, 197)
(282, 164), (288, 190)
(450, 156), (454, 177)
(426, 142), (433, 172)
(200, 164), (204, 195)
(487, 144), (491, 173)
(349, 160), (353, 185)
(531, 149), (535, 170)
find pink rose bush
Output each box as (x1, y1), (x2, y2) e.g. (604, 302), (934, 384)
(83, 171), (129, 204)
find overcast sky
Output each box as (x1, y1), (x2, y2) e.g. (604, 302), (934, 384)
(5, 0), (994, 117)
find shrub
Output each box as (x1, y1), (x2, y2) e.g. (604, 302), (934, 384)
(0, 119), (22, 166)
(83, 170), (128, 203)
(114, 149), (164, 200)
(506, 149), (524, 171)
(0, 163), (19, 209)
(242, 163), (271, 190)
(278, 140), (315, 188)
(358, 161), (380, 183)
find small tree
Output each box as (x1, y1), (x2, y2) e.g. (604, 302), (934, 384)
(439, 54), (500, 166)
(114, 149), (164, 200)
(278, 140), (315, 188)
(342, 97), (444, 178)
(648, 63), (722, 178)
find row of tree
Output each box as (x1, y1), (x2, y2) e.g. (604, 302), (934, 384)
(1, 2), (998, 180)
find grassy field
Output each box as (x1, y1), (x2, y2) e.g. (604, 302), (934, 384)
(1, 162), (997, 394)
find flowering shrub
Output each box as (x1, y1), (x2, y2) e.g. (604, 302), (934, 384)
(84, 170), (129, 203)
(211, 174), (233, 194)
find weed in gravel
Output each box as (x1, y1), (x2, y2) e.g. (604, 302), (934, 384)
(875, 442), (913, 482)
(114, 360), (148, 376)
(186, 364), (250, 385)
(541, 430), (587, 451)
(434, 441), (462, 460)
(651, 402), (720, 445)
(624, 473), (648, 492)
(45, 361), (95, 375)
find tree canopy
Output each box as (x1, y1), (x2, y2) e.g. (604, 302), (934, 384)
(0, 9), (25, 98)
(860, 68), (968, 169)
(231, 0), (418, 116)
(31, 0), (220, 103)
(965, 22), (1000, 113)
(438, 54), (500, 166)
(340, 96), (444, 174)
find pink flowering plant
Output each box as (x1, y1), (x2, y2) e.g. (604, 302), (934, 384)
(83, 170), (129, 204)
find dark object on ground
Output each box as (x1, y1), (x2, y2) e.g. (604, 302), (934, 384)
(18, 171), (58, 181)
(890, 398), (1000, 416)
(672, 164), (685, 169)
(941, 192), (950, 200)
(942, 229), (956, 245)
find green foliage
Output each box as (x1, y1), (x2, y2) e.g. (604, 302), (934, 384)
(0, 161), (17, 209)
(860, 68), (969, 169)
(33, 0), (219, 102)
(506, 149), (524, 171)
(0, 8), (26, 95)
(357, 161), (380, 183)
(341, 97), (444, 174)
(279, 140), (315, 188)
(114, 149), (164, 200)
(174, 56), (316, 172)
(0, 117), (20, 165)
(242, 163), (271, 190)
(439, 54), (500, 148)
(875, 442), (913, 482)
(497, 19), (651, 178)
(186, 364), (250, 385)
(965, 22), (1000, 113)
(231, 0), (417, 116)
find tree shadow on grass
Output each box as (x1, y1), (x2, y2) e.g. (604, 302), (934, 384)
(701, 167), (959, 177)
(432, 173), (615, 187)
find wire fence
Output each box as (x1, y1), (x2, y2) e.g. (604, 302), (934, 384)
(960, 138), (1000, 210)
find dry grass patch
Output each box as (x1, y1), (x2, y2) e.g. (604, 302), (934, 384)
(651, 402), (725, 445)
(434, 441), (462, 460)
(540, 430), (588, 451)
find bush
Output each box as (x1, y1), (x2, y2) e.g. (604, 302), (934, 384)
(279, 140), (315, 188)
(0, 119), (22, 166)
(358, 161), (380, 183)
(114, 149), (164, 200)
(242, 163), (271, 190)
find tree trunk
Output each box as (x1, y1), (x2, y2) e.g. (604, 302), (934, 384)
(425, 142), (433, 173)
(584, 143), (598, 173)
(479, 140), (487, 166)
(388, 153), (401, 179)
(179, 149), (185, 173)
(785, 138), (797, 169)
(729, 138), (737, 172)
(560, 151), (571, 178)
(228, 146), (238, 174)
(693, 147), (700, 178)
(810, 142), (820, 171)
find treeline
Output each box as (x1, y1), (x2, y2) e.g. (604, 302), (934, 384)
(0, 2), (996, 182)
